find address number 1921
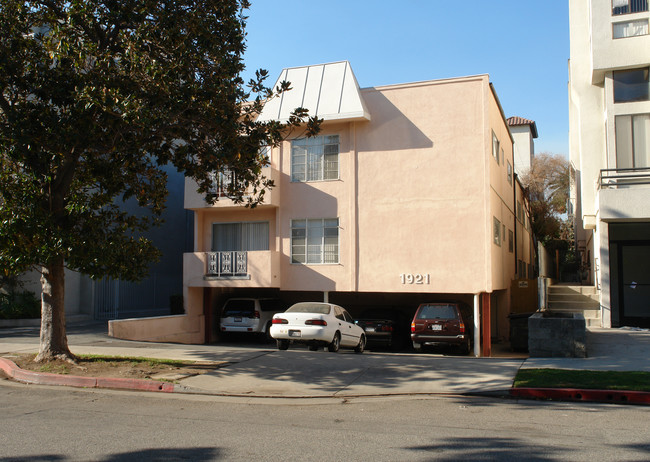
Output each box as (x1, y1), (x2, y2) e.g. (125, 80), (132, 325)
(400, 273), (430, 284)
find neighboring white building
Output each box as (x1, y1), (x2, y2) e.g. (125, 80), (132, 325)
(569, 0), (650, 328)
(507, 116), (538, 176)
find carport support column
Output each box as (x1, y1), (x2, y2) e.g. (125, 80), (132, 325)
(481, 292), (492, 357)
(474, 294), (481, 357)
(323, 291), (329, 303)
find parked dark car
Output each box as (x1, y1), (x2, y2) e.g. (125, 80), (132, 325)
(410, 302), (473, 354)
(355, 308), (408, 350)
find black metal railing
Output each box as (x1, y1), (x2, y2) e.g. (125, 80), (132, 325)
(205, 251), (248, 277)
(599, 167), (650, 188)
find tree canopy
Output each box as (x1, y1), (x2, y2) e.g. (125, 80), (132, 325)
(0, 0), (319, 361)
(520, 152), (571, 244)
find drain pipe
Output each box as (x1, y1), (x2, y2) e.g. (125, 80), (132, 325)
(474, 293), (481, 357)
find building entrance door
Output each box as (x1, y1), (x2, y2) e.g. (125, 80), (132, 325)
(618, 243), (650, 327)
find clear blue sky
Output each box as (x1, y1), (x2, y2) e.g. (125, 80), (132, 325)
(242, 1), (570, 156)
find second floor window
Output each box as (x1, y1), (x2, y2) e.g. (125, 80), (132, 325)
(291, 135), (339, 182)
(492, 132), (500, 164)
(212, 222), (269, 251)
(291, 218), (339, 264)
(613, 18), (649, 38)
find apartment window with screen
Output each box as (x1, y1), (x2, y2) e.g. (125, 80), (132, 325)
(612, 0), (648, 15)
(212, 222), (269, 251)
(616, 114), (650, 168)
(291, 135), (339, 182)
(614, 68), (649, 102)
(291, 218), (339, 264)
(508, 230), (514, 253)
(613, 18), (649, 38)
(492, 132), (500, 164)
(507, 161), (513, 184)
(493, 217), (501, 246)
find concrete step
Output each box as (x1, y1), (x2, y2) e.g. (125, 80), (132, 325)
(548, 285), (598, 296)
(548, 299), (600, 310)
(546, 307), (602, 319)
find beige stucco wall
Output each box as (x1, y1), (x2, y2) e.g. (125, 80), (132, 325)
(354, 77), (490, 294)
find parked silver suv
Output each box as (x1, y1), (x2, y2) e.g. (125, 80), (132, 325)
(220, 298), (286, 339)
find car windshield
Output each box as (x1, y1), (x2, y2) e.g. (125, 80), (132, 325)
(286, 303), (331, 315)
(223, 300), (255, 317)
(417, 304), (458, 320)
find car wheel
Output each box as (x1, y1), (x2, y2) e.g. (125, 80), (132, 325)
(264, 321), (273, 343)
(354, 335), (366, 354)
(277, 339), (289, 351)
(328, 332), (341, 352)
(412, 341), (422, 352)
(460, 336), (471, 355)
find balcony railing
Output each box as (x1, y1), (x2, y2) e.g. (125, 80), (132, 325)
(599, 167), (650, 188)
(612, 0), (648, 15)
(205, 251), (248, 278)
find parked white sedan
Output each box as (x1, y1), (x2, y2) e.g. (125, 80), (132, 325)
(270, 302), (366, 353)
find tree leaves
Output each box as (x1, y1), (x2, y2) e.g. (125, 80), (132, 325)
(0, 0), (321, 281)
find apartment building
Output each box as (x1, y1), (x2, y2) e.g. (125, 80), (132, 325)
(109, 62), (536, 353)
(569, 0), (650, 327)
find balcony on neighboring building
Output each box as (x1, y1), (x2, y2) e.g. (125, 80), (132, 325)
(598, 167), (650, 220)
(184, 166), (281, 210)
(183, 250), (280, 288)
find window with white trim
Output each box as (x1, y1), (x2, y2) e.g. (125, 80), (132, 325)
(493, 217), (501, 246)
(291, 135), (339, 182)
(212, 222), (269, 251)
(291, 218), (339, 264)
(492, 131), (500, 164)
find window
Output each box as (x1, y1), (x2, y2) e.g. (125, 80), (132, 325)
(616, 114), (650, 168)
(259, 145), (271, 162)
(613, 19), (649, 38)
(508, 230), (514, 253)
(507, 161), (513, 185)
(212, 222), (269, 251)
(493, 217), (501, 246)
(492, 132), (500, 164)
(291, 135), (339, 182)
(291, 218), (339, 264)
(614, 68), (649, 102)
(612, 0), (648, 15)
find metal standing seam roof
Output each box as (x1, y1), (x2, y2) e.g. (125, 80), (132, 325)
(256, 61), (371, 123)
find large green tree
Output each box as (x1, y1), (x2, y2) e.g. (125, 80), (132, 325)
(0, 0), (319, 362)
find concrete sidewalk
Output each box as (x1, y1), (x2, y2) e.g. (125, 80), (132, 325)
(1, 322), (649, 399)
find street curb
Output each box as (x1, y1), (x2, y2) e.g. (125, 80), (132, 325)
(510, 387), (650, 405)
(0, 357), (175, 393)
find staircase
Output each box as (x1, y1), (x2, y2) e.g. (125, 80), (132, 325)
(547, 284), (601, 327)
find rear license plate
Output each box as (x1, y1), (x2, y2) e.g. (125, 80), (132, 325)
(365, 327), (375, 333)
(289, 330), (301, 337)
(430, 324), (442, 331)
(234, 317), (242, 322)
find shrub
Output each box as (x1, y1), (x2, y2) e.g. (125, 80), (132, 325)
(0, 290), (41, 319)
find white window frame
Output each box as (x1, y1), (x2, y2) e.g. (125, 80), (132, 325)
(291, 135), (340, 182)
(493, 217), (502, 246)
(492, 131), (500, 164)
(291, 218), (339, 264)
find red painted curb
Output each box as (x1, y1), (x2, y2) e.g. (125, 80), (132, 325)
(1, 357), (174, 393)
(511, 387), (650, 405)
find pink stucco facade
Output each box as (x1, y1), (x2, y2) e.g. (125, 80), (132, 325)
(109, 66), (535, 346)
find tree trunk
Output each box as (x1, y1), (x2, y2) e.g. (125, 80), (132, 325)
(35, 258), (75, 363)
